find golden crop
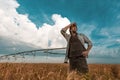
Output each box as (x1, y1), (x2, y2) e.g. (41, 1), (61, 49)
(0, 63), (119, 80)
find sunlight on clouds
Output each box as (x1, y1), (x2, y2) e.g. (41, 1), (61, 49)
(48, 14), (70, 48)
(0, 0), (70, 48)
(34, 14), (70, 48)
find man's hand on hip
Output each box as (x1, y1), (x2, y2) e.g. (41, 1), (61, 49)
(82, 50), (89, 58)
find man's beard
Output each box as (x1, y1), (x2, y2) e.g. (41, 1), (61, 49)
(72, 31), (76, 33)
(70, 31), (77, 36)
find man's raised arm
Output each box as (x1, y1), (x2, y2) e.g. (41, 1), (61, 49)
(60, 23), (72, 41)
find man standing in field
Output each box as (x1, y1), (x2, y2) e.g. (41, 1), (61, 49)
(60, 23), (92, 73)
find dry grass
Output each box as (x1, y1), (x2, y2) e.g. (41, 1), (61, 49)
(0, 63), (120, 80)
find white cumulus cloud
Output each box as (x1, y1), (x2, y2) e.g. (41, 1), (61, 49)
(0, 0), (70, 48)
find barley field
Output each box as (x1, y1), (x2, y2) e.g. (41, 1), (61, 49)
(0, 63), (120, 80)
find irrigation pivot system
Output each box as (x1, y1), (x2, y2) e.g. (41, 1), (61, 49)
(0, 47), (66, 61)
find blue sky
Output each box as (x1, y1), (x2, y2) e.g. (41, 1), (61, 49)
(0, 0), (120, 62)
(16, 0), (120, 27)
(16, 0), (120, 48)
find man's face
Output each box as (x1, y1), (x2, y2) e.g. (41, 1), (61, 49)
(71, 26), (77, 32)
